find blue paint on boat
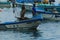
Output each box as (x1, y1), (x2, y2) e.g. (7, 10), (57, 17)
(0, 18), (42, 25)
(16, 0), (41, 3)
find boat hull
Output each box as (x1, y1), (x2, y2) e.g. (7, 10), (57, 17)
(42, 14), (60, 21)
(0, 21), (40, 30)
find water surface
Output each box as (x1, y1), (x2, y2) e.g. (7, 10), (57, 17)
(0, 22), (60, 40)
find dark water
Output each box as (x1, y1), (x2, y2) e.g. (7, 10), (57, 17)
(0, 22), (60, 40)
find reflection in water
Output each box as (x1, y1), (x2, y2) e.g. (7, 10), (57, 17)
(0, 29), (42, 40)
(18, 29), (42, 38)
(31, 30), (42, 37)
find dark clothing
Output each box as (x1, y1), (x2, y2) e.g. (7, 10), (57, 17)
(9, 0), (15, 3)
(22, 5), (25, 10)
(12, 4), (15, 8)
(32, 6), (36, 14)
(49, 0), (55, 2)
(20, 5), (26, 18)
(9, 0), (16, 13)
(49, 0), (55, 4)
(32, 4), (36, 16)
(9, 0), (15, 8)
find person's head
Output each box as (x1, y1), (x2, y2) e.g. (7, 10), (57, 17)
(21, 3), (25, 10)
(33, 1), (36, 7)
(21, 1), (25, 6)
(22, 2), (25, 7)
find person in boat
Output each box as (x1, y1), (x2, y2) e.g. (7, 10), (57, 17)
(20, 2), (36, 20)
(32, 2), (36, 16)
(9, 0), (16, 13)
(42, 0), (49, 11)
(20, 3), (26, 20)
(43, 0), (49, 4)
(49, 0), (55, 4)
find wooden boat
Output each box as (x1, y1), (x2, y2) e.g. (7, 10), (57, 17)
(36, 9), (60, 21)
(35, 3), (60, 21)
(0, 18), (41, 30)
(0, 7), (42, 30)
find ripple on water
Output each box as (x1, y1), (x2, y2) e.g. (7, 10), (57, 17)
(37, 22), (60, 40)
